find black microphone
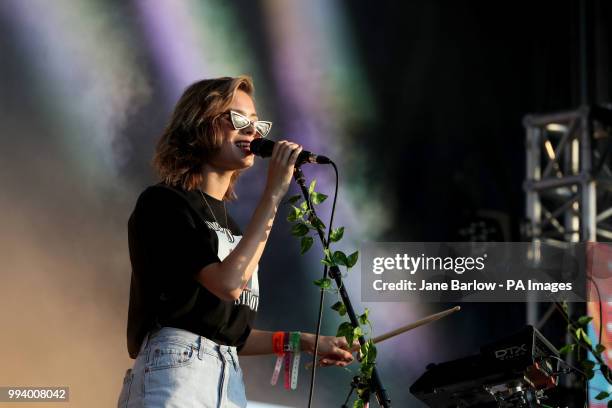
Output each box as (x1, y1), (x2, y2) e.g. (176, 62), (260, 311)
(250, 138), (331, 164)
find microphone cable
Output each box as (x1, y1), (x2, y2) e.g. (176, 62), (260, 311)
(307, 160), (340, 408)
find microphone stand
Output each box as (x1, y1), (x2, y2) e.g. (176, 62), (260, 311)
(293, 165), (391, 408)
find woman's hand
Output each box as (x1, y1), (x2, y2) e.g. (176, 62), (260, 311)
(301, 333), (360, 368)
(263, 140), (302, 201)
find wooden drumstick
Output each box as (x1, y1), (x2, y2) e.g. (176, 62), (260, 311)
(305, 306), (461, 368)
(371, 305), (461, 344)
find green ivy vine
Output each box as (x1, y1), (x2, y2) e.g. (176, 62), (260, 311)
(558, 302), (611, 406)
(286, 180), (377, 408)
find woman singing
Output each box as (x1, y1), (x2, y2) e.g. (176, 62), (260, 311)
(118, 76), (356, 407)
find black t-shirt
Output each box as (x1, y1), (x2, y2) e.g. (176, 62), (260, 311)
(126, 182), (259, 359)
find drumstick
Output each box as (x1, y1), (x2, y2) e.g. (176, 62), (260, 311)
(305, 306), (461, 368)
(371, 305), (461, 344)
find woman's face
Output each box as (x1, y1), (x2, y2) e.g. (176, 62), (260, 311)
(207, 90), (261, 172)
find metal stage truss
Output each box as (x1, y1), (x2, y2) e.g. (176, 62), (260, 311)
(523, 105), (612, 398)
(523, 105), (612, 326)
(524, 105), (612, 246)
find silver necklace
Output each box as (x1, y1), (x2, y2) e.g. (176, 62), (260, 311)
(198, 189), (234, 242)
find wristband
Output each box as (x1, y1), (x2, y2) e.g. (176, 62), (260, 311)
(283, 331), (291, 389)
(271, 331), (301, 390)
(270, 332), (285, 385)
(272, 331), (285, 355)
(290, 331), (301, 390)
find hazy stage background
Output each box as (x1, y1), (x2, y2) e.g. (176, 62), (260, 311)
(0, 0), (610, 406)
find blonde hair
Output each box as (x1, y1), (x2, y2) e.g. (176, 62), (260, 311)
(152, 75), (255, 200)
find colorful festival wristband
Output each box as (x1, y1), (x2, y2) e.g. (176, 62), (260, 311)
(272, 331), (285, 355)
(283, 331), (291, 389)
(271, 331), (302, 390)
(270, 331), (285, 386)
(290, 331), (301, 390)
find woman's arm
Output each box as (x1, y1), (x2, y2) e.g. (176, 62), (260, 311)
(238, 329), (357, 367)
(195, 141), (302, 301)
(236, 329), (275, 355)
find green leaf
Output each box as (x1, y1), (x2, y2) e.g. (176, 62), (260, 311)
(308, 180), (316, 194)
(300, 236), (314, 254)
(336, 322), (353, 336)
(329, 227), (344, 242)
(333, 251), (349, 266)
(311, 192), (328, 205)
(578, 316), (593, 327)
(596, 344), (606, 354)
(313, 278), (332, 290)
(353, 399), (365, 408)
(286, 195), (301, 205)
(300, 201), (309, 211)
(595, 391), (610, 400)
(360, 339), (377, 364)
(360, 340), (371, 361)
(576, 328), (592, 346)
(336, 322), (355, 345)
(291, 223), (309, 237)
(586, 368), (595, 380)
(331, 301), (347, 316)
(287, 206), (302, 222)
(311, 216), (326, 230)
(353, 326), (363, 338)
(347, 251), (359, 268)
(321, 257), (334, 267)
(358, 308), (370, 325)
(558, 344), (575, 355)
(321, 248), (334, 266)
(367, 342), (377, 363)
(360, 361), (375, 378)
(581, 360), (595, 370)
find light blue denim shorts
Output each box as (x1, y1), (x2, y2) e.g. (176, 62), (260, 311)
(117, 326), (247, 408)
